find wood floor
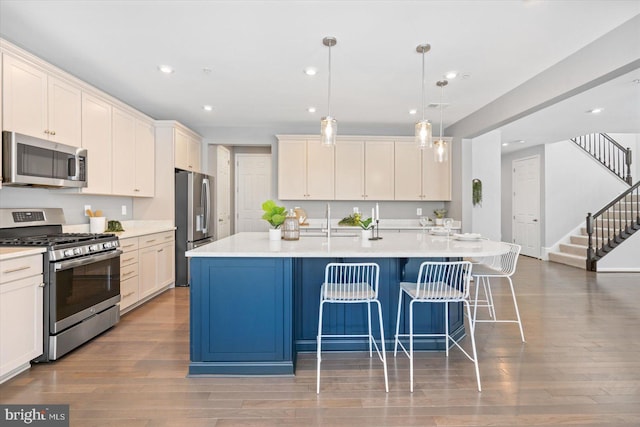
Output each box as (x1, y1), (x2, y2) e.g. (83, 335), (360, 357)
(2, 257), (640, 426)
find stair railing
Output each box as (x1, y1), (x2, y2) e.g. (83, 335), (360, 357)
(586, 181), (640, 271)
(571, 133), (633, 185)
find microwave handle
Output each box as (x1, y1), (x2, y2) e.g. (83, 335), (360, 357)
(69, 148), (87, 181)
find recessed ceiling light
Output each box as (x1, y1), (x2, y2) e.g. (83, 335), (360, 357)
(408, 109), (417, 115)
(158, 65), (174, 74)
(587, 108), (604, 114)
(202, 67), (213, 74)
(445, 71), (458, 79)
(304, 67), (317, 76)
(502, 142), (509, 147)
(307, 107), (316, 113)
(202, 105), (213, 112)
(633, 79), (640, 84)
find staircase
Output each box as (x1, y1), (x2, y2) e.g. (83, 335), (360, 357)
(548, 133), (636, 270)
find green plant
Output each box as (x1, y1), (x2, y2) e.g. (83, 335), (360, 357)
(261, 200), (286, 229)
(358, 217), (373, 230)
(472, 179), (483, 207)
(433, 209), (447, 219)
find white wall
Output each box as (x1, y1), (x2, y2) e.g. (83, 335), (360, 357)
(544, 140), (628, 246)
(0, 186), (133, 225)
(469, 130), (502, 240)
(597, 231), (640, 272)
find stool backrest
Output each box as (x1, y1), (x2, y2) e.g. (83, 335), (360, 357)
(487, 243), (521, 276)
(324, 263), (380, 300)
(416, 261), (472, 300)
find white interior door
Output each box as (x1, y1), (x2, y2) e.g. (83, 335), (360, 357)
(216, 146), (232, 239)
(235, 153), (272, 233)
(513, 155), (541, 258)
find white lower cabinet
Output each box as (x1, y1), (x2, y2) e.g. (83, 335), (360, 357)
(119, 231), (174, 313)
(0, 253), (43, 384)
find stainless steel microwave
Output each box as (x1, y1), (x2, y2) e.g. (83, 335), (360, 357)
(2, 131), (87, 188)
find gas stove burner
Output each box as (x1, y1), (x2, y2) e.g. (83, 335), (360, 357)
(0, 232), (115, 246)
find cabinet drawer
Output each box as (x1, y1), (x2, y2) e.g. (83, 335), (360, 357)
(120, 276), (139, 311)
(120, 251), (139, 268)
(119, 238), (139, 253)
(139, 231), (174, 249)
(0, 254), (42, 284)
(121, 263), (138, 280)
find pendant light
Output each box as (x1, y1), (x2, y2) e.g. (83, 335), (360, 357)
(415, 44), (432, 149)
(321, 36), (337, 146)
(433, 79), (448, 163)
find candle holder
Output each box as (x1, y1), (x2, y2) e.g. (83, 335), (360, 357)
(369, 220), (383, 240)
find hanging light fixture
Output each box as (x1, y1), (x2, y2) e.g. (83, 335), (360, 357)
(433, 79), (449, 163)
(415, 44), (432, 149)
(321, 36), (337, 146)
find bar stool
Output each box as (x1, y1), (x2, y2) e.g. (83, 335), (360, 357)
(317, 262), (388, 393)
(394, 260), (480, 392)
(471, 242), (525, 342)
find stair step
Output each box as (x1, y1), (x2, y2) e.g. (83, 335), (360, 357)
(549, 252), (586, 269)
(570, 235), (588, 245)
(559, 243), (587, 257)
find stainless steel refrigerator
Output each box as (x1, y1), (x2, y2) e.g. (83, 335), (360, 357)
(175, 170), (214, 287)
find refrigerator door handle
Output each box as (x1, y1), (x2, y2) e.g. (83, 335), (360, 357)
(202, 178), (210, 234)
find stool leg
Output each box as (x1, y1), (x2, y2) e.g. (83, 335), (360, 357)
(317, 300), (324, 394)
(409, 299), (414, 393)
(484, 277), (496, 319)
(445, 302), (449, 357)
(508, 277), (526, 342)
(375, 300), (389, 392)
(367, 301), (373, 357)
(394, 288), (403, 357)
(464, 299), (482, 392)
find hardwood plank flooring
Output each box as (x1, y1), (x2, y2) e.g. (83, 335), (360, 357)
(2, 257), (640, 426)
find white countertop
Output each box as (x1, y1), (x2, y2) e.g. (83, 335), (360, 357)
(0, 247), (46, 261)
(187, 232), (507, 258)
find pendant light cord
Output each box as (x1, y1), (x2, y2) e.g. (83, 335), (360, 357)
(327, 43), (332, 117)
(421, 50), (425, 121)
(439, 83), (444, 138)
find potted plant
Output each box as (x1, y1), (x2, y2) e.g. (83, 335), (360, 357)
(433, 209), (447, 226)
(261, 200), (286, 240)
(357, 216), (374, 239)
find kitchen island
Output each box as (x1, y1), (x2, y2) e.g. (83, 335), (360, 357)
(186, 232), (508, 376)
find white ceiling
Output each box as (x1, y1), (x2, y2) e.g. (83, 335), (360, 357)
(0, 0), (638, 150)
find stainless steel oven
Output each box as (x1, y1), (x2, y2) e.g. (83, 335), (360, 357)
(0, 208), (121, 361)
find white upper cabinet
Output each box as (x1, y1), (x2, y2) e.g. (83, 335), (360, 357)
(81, 92), (112, 195)
(175, 128), (202, 173)
(278, 137), (334, 200)
(2, 54), (81, 147)
(335, 139), (394, 200)
(112, 107), (155, 197)
(394, 139), (452, 201)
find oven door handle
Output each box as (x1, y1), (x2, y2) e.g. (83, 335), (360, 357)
(54, 249), (122, 271)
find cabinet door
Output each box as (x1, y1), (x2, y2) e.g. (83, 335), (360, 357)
(48, 76), (81, 147)
(335, 140), (364, 200)
(135, 119), (155, 197)
(174, 129), (190, 171)
(111, 108), (136, 196)
(394, 141), (423, 201)
(138, 245), (158, 299)
(81, 92), (112, 194)
(423, 144), (451, 201)
(188, 137), (201, 172)
(306, 139), (334, 200)
(365, 140), (395, 200)
(157, 241), (174, 288)
(278, 139), (307, 199)
(2, 55), (47, 139)
(0, 274), (43, 377)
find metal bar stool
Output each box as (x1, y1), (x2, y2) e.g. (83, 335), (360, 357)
(317, 262), (388, 393)
(471, 243), (525, 342)
(394, 260), (480, 392)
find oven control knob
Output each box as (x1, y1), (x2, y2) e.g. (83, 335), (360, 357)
(104, 242), (113, 249)
(64, 249), (74, 257)
(89, 244), (99, 252)
(74, 248), (82, 255)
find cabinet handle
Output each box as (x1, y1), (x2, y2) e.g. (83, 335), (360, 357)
(123, 291), (135, 297)
(134, 189), (140, 192)
(44, 130), (50, 134)
(122, 257), (135, 263)
(164, 235), (173, 239)
(158, 249), (163, 253)
(145, 239), (156, 244)
(122, 244), (136, 249)
(50, 131), (56, 135)
(2, 265), (31, 274)
(122, 271), (136, 277)
(39, 283), (45, 288)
